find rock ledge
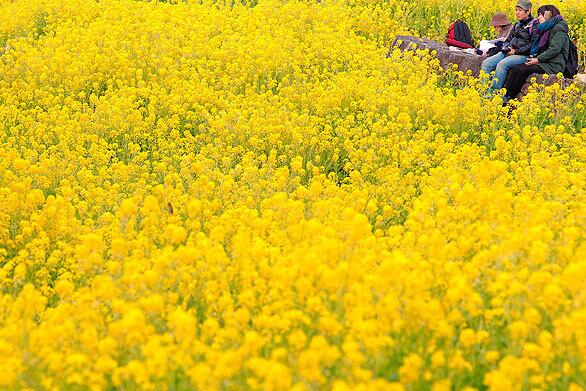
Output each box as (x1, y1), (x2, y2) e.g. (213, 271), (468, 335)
(390, 35), (582, 96)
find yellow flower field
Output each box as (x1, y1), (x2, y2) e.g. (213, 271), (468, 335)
(0, 0), (585, 389)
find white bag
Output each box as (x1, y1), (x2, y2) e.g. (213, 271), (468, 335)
(478, 40), (496, 55)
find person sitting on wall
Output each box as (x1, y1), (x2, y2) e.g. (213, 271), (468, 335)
(481, 0), (536, 91)
(477, 13), (514, 57)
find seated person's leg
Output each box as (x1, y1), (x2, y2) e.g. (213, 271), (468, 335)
(503, 64), (524, 97)
(493, 55), (528, 90)
(481, 52), (505, 75)
(504, 64), (543, 99)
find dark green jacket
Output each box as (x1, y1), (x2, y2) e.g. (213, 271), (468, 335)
(536, 19), (570, 75)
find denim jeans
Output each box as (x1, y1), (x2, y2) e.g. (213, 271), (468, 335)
(481, 52), (528, 90)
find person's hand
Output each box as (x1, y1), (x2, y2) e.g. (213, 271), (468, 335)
(508, 48), (516, 55)
(525, 57), (539, 65)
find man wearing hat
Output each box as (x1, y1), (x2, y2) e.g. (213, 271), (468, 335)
(481, 0), (536, 91)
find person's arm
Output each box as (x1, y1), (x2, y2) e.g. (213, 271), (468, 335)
(536, 29), (568, 63)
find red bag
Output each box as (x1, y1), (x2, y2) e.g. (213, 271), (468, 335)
(445, 21), (475, 49)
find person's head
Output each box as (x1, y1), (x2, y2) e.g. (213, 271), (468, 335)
(537, 5), (560, 23)
(515, 0), (532, 20)
(489, 13), (512, 32)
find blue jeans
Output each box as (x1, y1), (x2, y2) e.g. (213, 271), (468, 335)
(481, 52), (528, 90)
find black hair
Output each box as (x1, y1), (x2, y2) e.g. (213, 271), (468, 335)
(537, 5), (561, 17)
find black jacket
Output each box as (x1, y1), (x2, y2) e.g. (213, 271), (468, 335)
(506, 16), (536, 55)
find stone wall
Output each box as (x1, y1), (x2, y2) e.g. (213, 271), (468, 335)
(390, 35), (581, 97)
(391, 35), (485, 77)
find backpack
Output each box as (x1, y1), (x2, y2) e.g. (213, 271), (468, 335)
(564, 39), (579, 79)
(446, 20), (475, 49)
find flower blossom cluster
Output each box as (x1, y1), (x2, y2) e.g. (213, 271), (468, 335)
(0, 0), (585, 389)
